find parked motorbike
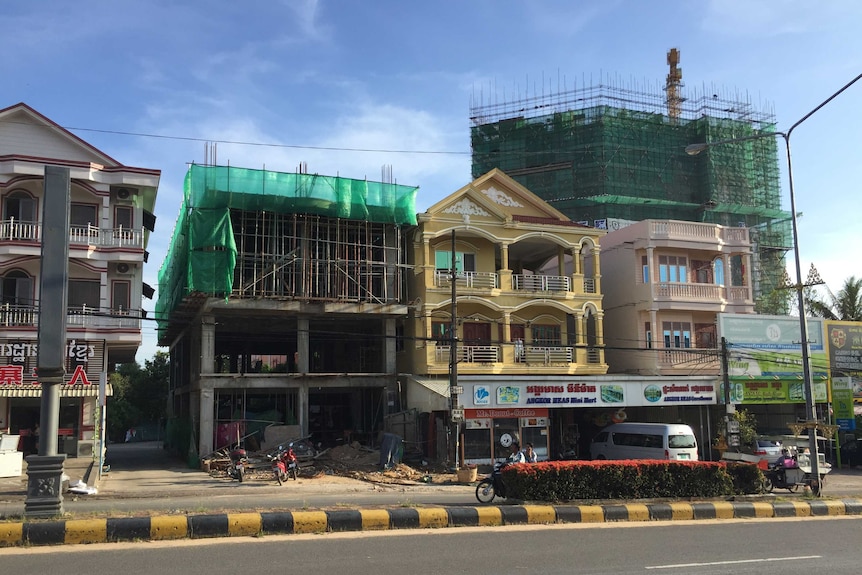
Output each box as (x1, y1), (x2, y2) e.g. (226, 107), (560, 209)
(227, 447), (248, 483)
(270, 444), (298, 485)
(475, 462), (510, 503)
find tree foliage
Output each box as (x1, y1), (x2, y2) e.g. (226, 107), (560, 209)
(106, 351), (169, 442)
(807, 275), (862, 321)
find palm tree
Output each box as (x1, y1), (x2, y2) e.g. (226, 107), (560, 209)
(807, 276), (862, 321)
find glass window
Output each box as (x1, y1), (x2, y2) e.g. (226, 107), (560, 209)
(662, 322), (692, 348)
(1, 271), (33, 305)
(68, 279), (100, 308)
(70, 203), (98, 227)
(532, 324), (561, 346)
(115, 206), (133, 229)
(435, 250), (476, 272)
(431, 321), (451, 343)
(641, 255), (649, 283)
(658, 255), (687, 283)
(714, 259), (725, 286)
(669, 434), (697, 449)
(4, 191), (36, 222)
(111, 281), (130, 312)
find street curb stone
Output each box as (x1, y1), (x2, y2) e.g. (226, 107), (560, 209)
(2, 498), (861, 547)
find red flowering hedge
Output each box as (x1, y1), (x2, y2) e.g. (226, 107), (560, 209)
(499, 460), (761, 501)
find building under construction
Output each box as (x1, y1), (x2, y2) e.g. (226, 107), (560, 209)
(470, 53), (792, 313)
(156, 164), (418, 461)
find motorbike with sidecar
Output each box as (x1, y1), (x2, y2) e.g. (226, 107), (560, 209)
(762, 450), (831, 496)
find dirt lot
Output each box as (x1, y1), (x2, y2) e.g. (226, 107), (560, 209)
(205, 442), (461, 486)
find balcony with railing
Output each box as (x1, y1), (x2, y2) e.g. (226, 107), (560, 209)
(649, 221), (750, 245)
(0, 219), (144, 249)
(655, 347), (719, 372)
(512, 274), (570, 292)
(435, 344), (500, 364)
(0, 304), (143, 329)
(517, 345), (574, 365)
(433, 270), (499, 289)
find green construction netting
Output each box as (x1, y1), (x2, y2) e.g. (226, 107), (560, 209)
(155, 165), (418, 339)
(471, 105), (793, 314)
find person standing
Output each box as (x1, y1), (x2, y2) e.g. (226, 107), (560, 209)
(523, 442), (538, 463)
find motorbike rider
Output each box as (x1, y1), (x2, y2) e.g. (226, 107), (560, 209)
(775, 448), (797, 484)
(506, 441), (526, 465)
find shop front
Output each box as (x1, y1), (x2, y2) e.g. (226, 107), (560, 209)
(459, 375), (718, 465)
(0, 339), (108, 459)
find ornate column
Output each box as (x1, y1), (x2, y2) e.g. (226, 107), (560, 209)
(498, 242), (512, 290)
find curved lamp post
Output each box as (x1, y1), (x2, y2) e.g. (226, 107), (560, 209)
(686, 73), (862, 492)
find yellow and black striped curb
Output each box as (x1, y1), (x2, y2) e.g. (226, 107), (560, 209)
(2, 499), (861, 547)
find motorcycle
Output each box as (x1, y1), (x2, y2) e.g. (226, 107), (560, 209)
(227, 447), (248, 483)
(270, 444), (298, 485)
(762, 454), (826, 496)
(475, 462), (510, 503)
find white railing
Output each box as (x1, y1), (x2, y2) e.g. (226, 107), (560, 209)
(583, 277), (596, 293)
(513, 274), (570, 291)
(66, 305), (143, 329)
(435, 345), (500, 363)
(658, 348), (717, 367)
(0, 219), (40, 241)
(0, 219), (144, 249)
(726, 286), (751, 302)
(521, 346), (573, 364)
(0, 304), (38, 327)
(0, 304), (143, 329)
(434, 270), (499, 289)
(654, 282), (721, 300)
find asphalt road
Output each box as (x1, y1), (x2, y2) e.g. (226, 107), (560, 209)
(3, 517), (861, 574)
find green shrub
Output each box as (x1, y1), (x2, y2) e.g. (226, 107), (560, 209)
(500, 459), (750, 502)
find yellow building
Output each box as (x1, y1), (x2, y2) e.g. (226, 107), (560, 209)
(400, 170), (607, 463)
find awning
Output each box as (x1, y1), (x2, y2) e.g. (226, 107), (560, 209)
(403, 376), (450, 412)
(0, 384), (113, 398)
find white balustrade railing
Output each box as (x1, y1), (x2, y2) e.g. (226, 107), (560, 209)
(513, 274), (570, 291)
(0, 220), (143, 248)
(434, 270), (499, 289)
(435, 345), (500, 363)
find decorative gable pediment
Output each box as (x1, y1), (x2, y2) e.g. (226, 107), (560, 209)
(441, 198), (490, 217)
(481, 186), (523, 208)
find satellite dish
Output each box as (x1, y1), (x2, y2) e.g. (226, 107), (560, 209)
(500, 433), (513, 448)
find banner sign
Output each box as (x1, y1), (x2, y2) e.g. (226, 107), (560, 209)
(466, 379), (717, 409)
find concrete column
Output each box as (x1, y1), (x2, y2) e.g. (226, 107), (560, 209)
(297, 385), (309, 437)
(297, 317), (310, 373)
(384, 318), (396, 374)
(200, 315), (215, 375)
(591, 245), (602, 294)
(199, 386), (214, 457)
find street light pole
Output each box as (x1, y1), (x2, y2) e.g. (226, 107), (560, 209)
(686, 73), (862, 493)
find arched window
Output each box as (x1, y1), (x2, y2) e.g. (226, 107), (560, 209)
(4, 191), (36, 222)
(1, 270), (33, 306)
(714, 258), (725, 286)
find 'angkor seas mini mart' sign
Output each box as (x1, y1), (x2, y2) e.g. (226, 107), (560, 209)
(467, 380), (717, 408)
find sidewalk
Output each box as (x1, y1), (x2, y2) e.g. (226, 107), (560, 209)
(1, 441), (862, 547)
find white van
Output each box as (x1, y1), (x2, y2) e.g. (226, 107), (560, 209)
(589, 422), (699, 461)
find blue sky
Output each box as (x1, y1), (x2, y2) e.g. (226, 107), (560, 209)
(2, 0), (861, 363)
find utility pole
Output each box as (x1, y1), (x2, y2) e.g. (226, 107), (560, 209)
(25, 166), (71, 517)
(448, 230), (462, 469)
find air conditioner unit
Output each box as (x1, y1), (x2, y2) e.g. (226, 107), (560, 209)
(76, 440), (94, 458)
(114, 187), (137, 201)
(115, 262), (134, 275)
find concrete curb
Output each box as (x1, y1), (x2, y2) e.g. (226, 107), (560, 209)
(2, 498), (861, 547)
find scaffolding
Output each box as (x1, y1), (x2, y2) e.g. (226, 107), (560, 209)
(156, 165), (418, 343)
(470, 81), (792, 314)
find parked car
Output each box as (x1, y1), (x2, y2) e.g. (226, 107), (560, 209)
(744, 438), (784, 464)
(839, 438), (862, 467)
